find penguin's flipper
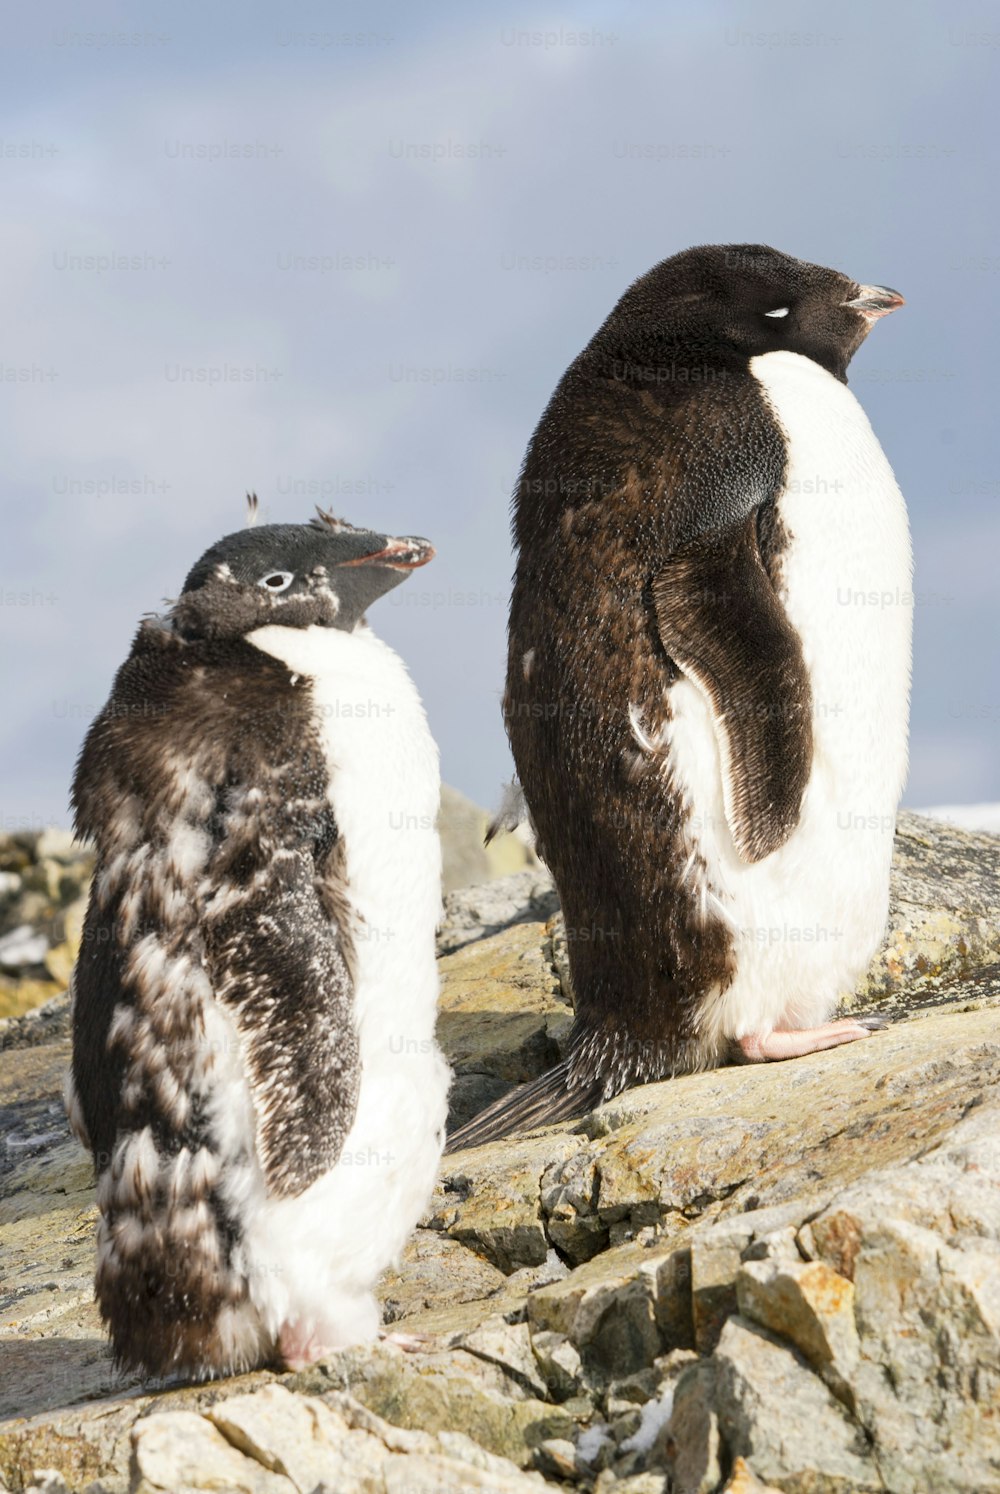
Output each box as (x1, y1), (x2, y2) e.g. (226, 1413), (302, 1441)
(444, 1060), (604, 1152)
(653, 509), (813, 863)
(201, 828), (361, 1200)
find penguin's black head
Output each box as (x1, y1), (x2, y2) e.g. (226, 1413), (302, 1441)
(604, 244), (903, 382)
(170, 510), (434, 640)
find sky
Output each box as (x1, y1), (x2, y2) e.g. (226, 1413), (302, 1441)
(1, 0), (998, 830)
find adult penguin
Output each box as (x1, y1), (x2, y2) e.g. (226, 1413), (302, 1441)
(449, 244), (910, 1150)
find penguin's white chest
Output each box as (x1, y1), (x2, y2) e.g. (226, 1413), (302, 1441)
(754, 350), (913, 813)
(247, 616), (443, 1054)
(668, 350), (913, 1043)
(237, 621), (448, 1343)
(247, 621), (443, 1030)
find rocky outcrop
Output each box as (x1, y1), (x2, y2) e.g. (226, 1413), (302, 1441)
(1, 811), (999, 1493)
(0, 830), (89, 1022)
(130, 1383), (550, 1493)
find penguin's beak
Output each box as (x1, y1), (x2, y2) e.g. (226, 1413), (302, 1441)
(845, 285), (905, 322)
(342, 536), (435, 571)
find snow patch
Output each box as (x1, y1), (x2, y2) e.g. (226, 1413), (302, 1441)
(917, 803), (1000, 834)
(576, 1423), (612, 1464)
(620, 1386), (675, 1455)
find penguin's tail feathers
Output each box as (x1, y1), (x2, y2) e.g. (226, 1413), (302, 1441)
(94, 1133), (272, 1380)
(484, 779), (528, 847)
(444, 1060), (604, 1153)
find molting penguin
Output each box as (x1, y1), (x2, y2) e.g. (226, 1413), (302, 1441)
(66, 505), (450, 1376)
(448, 243), (910, 1150)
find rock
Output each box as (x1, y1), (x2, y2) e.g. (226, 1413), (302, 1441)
(24, 1475), (72, 1494)
(33, 832), (85, 867)
(0, 927), (49, 972)
(687, 1207), (801, 1362)
(132, 1407), (296, 1493)
(0, 834), (30, 872)
(573, 1421), (613, 1471)
(437, 866), (557, 956)
(736, 1258), (859, 1401)
(540, 1152), (607, 1264)
(806, 1103), (1000, 1494)
(854, 809), (1000, 1010)
(612, 1409), (649, 1448)
(533, 1437), (577, 1479)
(689, 1219), (758, 1355)
(436, 919), (571, 1131)
(205, 1384), (384, 1490)
(379, 1227), (507, 1324)
(593, 1475), (665, 1494)
(662, 1101), (1000, 1492)
(617, 1383), (674, 1457)
(709, 1316), (881, 1491)
(721, 1459), (785, 1493)
(42, 901), (86, 990)
(527, 1244), (667, 1389)
(531, 1332), (583, 1401)
(559, 998), (1000, 1248)
(134, 1383), (550, 1493)
(0, 978), (63, 1023)
(454, 1314), (551, 1401)
(1, 1394), (162, 1494)
(0, 992), (69, 1052)
(290, 1343), (578, 1469)
(602, 1366), (661, 1416)
(667, 1361), (722, 1493)
(0, 830), (94, 1020)
(433, 1131), (582, 1274)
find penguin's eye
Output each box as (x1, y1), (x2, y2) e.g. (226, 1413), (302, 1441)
(258, 571), (294, 593)
(764, 307), (790, 318)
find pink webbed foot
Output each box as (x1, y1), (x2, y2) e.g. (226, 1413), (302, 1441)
(280, 1326), (428, 1369)
(279, 1321), (337, 1372)
(379, 1329), (429, 1354)
(278, 1291), (380, 1370)
(737, 1014), (888, 1063)
(276, 1326), (346, 1368)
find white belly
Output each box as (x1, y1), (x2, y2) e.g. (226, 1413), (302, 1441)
(236, 621), (448, 1342)
(668, 350), (912, 1046)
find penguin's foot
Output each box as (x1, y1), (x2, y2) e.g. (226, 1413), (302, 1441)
(277, 1290), (381, 1369)
(737, 1015), (888, 1063)
(379, 1329), (429, 1354)
(278, 1321), (339, 1371)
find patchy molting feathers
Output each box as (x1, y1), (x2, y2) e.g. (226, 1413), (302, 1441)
(627, 701), (666, 757)
(310, 506), (367, 536)
(68, 611), (446, 1377)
